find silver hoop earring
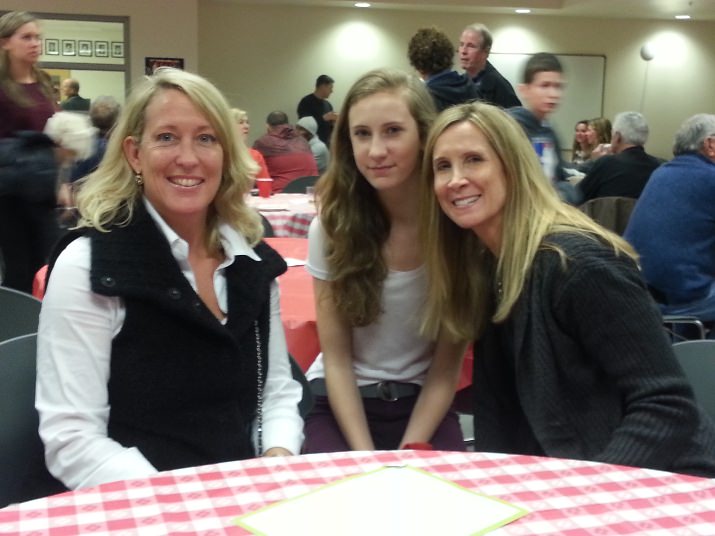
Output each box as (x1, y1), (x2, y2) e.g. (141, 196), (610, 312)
(135, 173), (144, 187)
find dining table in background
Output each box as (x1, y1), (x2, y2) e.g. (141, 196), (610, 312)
(2, 449), (714, 535)
(246, 193), (317, 238)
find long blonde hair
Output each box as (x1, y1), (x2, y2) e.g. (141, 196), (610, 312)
(75, 67), (262, 249)
(0, 11), (53, 107)
(420, 102), (637, 341)
(317, 68), (436, 326)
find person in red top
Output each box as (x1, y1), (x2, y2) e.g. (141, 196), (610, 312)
(0, 11), (59, 292)
(231, 108), (270, 184)
(252, 111), (318, 193)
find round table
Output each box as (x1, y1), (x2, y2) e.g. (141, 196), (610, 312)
(1, 450), (713, 535)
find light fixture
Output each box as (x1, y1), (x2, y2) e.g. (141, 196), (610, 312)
(675, 14), (691, 19)
(354, 2), (371, 7)
(640, 42), (655, 61)
(515, 9), (531, 14)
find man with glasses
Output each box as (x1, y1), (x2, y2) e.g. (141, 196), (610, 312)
(458, 23), (521, 109)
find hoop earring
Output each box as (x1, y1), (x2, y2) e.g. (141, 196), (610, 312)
(135, 172), (144, 187)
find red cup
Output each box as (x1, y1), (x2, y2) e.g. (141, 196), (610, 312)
(256, 178), (273, 198)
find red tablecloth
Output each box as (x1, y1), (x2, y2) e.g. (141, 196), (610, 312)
(247, 193), (316, 238)
(2, 450), (713, 535)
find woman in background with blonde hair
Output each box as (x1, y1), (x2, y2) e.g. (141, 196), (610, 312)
(37, 68), (303, 490)
(231, 107), (269, 183)
(421, 101), (715, 477)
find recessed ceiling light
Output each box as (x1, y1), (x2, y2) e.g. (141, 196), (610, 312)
(354, 2), (371, 7)
(675, 14), (691, 19)
(515, 9), (531, 14)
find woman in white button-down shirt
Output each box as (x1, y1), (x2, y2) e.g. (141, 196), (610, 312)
(36, 68), (303, 490)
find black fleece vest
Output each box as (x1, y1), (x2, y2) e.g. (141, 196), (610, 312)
(52, 205), (286, 471)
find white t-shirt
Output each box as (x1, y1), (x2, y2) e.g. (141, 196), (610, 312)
(304, 218), (434, 386)
(36, 199), (303, 490)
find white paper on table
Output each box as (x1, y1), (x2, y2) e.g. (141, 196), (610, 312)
(235, 465), (528, 536)
(284, 258), (306, 267)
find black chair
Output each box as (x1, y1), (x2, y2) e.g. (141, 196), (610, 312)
(282, 176), (318, 194)
(289, 355), (314, 419)
(0, 286), (42, 342)
(0, 333), (67, 507)
(260, 213), (275, 238)
(672, 340), (715, 421)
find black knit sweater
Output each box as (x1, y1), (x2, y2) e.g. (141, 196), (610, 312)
(472, 232), (715, 477)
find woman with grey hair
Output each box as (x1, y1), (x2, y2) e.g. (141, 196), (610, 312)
(625, 113), (715, 328)
(37, 68), (303, 490)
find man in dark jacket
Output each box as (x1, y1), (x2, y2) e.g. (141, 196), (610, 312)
(60, 79), (90, 112)
(577, 111), (662, 203)
(407, 27), (478, 112)
(458, 23), (521, 109)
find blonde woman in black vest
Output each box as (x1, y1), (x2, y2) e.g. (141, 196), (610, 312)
(37, 68), (303, 490)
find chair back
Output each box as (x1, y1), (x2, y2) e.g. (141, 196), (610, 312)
(282, 176), (318, 194)
(289, 355), (314, 419)
(579, 196), (637, 235)
(0, 286), (42, 342)
(0, 333), (66, 507)
(260, 213), (275, 238)
(672, 339), (715, 421)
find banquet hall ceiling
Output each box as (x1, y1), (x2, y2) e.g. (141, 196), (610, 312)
(226, 0), (715, 21)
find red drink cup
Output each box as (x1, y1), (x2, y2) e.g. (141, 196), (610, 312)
(256, 178), (273, 198)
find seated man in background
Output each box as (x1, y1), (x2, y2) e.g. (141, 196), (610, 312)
(296, 116), (329, 174)
(253, 111), (318, 193)
(407, 26), (478, 112)
(576, 111), (662, 203)
(625, 113), (715, 327)
(60, 79), (90, 112)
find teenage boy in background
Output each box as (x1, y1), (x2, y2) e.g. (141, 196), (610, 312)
(509, 53), (577, 203)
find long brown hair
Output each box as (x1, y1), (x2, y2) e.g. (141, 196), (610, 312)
(0, 11), (53, 107)
(316, 68), (436, 326)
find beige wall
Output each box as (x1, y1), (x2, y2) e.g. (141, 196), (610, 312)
(198, 2), (715, 159)
(10, 1), (712, 158)
(4, 0), (199, 92)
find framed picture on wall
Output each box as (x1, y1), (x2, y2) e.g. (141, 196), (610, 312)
(111, 41), (124, 58)
(78, 40), (92, 57)
(145, 57), (185, 75)
(44, 39), (59, 56)
(62, 40), (76, 56)
(94, 41), (108, 57)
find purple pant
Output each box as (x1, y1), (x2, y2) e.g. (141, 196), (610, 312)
(303, 395), (465, 453)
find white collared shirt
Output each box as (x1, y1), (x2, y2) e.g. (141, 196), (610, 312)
(36, 199), (303, 490)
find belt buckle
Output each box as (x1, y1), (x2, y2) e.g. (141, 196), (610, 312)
(376, 381), (398, 402)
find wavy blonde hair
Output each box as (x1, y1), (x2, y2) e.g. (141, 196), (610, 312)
(316, 68), (436, 326)
(75, 67), (262, 250)
(420, 102), (637, 341)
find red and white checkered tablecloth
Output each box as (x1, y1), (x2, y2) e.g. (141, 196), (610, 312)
(1, 450), (714, 535)
(247, 193), (317, 238)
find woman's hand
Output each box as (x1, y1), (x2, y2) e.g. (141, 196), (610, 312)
(263, 447), (293, 457)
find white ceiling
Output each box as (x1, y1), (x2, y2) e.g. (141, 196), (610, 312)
(226, 0), (715, 21)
